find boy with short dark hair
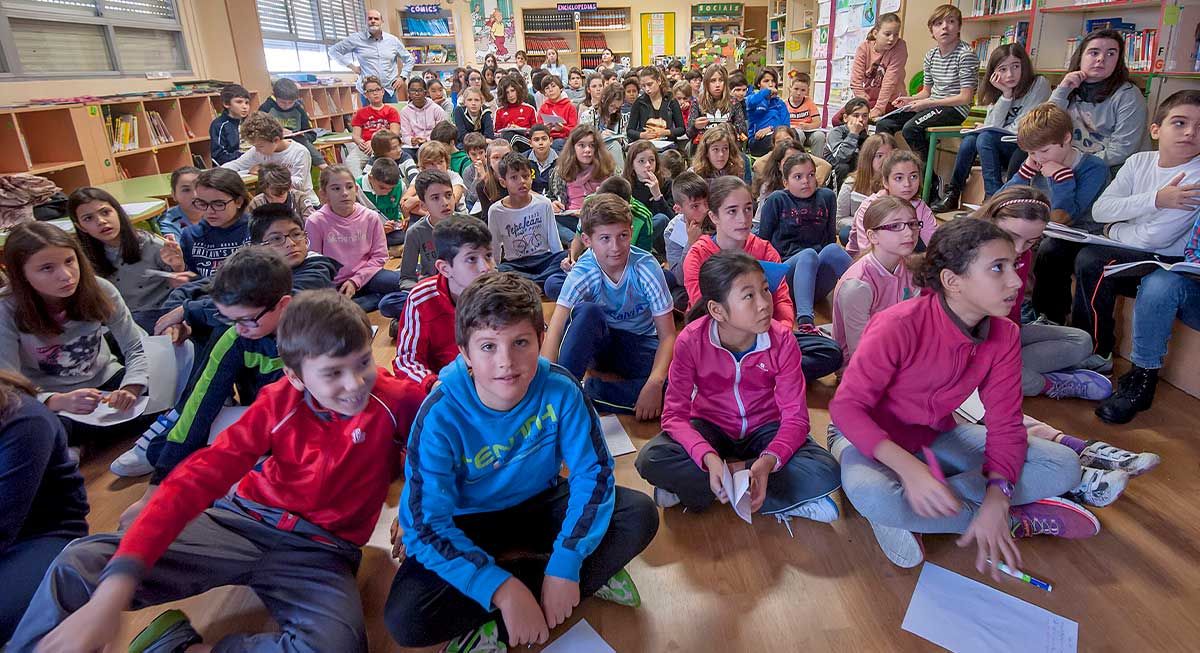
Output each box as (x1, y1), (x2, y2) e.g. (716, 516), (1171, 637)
(248, 162), (316, 220)
(431, 120), (471, 175)
(488, 152), (567, 289)
(368, 129), (419, 184)
(221, 112), (317, 204)
(385, 272), (658, 651)
(565, 67), (586, 102)
(526, 123), (558, 194)
(461, 130), (490, 208)
(393, 214), (495, 391)
(544, 192), (676, 417)
(359, 156), (406, 246)
(210, 83), (251, 165)
(539, 76), (579, 146)
(786, 72), (825, 155)
(662, 171), (709, 288)
(258, 77), (326, 169)
(9, 289), (425, 653)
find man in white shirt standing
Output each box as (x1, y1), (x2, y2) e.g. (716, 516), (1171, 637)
(330, 9), (415, 106)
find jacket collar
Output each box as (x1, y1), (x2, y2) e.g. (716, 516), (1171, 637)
(706, 317), (772, 356)
(936, 294), (989, 345)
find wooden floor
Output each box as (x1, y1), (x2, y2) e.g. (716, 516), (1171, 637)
(73, 309), (1200, 652)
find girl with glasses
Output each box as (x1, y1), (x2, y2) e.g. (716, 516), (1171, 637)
(181, 168), (252, 279)
(846, 150), (937, 258)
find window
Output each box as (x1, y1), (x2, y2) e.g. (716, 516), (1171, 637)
(0, 0), (189, 77)
(257, 0), (365, 74)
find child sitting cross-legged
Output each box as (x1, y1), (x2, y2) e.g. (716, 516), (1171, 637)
(542, 193), (677, 419)
(488, 152), (567, 291)
(358, 157), (406, 248)
(828, 218), (1099, 571)
(385, 272), (659, 651)
(10, 290), (424, 652)
(307, 164), (402, 312)
(110, 205), (340, 478)
(636, 250), (842, 528)
(392, 215), (495, 393)
(220, 112), (317, 205)
(663, 171), (710, 310)
(248, 162), (316, 221)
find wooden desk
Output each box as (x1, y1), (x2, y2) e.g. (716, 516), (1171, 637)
(0, 199), (165, 246)
(99, 173), (259, 204)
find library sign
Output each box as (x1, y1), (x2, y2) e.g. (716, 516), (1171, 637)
(695, 3), (743, 15)
(556, 2), (597, 11)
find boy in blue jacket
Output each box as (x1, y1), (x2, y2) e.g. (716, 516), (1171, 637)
(209, 84), (251, 165)
(746, 69), (790, 156)
(386, 272), (659, 651)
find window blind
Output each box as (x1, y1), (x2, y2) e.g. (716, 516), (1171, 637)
(103, 0), (175, 20)
(10, 17), (112, 73)
(114, 26), (183, 71)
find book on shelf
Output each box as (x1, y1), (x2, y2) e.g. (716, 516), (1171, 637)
(402, 17), (452, 36)
(967, 0), (1032, 17)
(146, 110), (174, 146)
(1103, 259), (1200, 280)
(108, 114), (139, 152)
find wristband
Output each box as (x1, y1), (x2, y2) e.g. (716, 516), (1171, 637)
(986, 477), (1014, 499)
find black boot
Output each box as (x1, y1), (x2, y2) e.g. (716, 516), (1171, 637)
(930, 184), (961, 213)
(1095, 366), (1158, 424)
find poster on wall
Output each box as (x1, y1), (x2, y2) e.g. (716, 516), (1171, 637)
(471, 0), (515, 62)
(641, 13), (675, 64)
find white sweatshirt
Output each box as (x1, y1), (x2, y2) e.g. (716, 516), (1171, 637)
(221, 139), (316, 204)
(1092, 151), (1200, 256)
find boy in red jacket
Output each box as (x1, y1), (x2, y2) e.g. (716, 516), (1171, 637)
(538, 75), (578, 150)
(394, 215), (495, 392)
(9, 290), (425, 653)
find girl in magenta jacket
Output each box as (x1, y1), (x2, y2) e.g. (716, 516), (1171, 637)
(828, 218), (1098, 572)
(635, 251), (840, 530)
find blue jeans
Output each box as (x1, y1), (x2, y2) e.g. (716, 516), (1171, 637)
(378, 289), (411, 319)
(1131, 270), (1200, 369)
(0, 535), (75, 642)
(787, 243), (853, 321)
(949, 132), (980, 190)
(499, 250), (568, 293)
(558, 302), (659, 413)
(976, 131), (1019, 197)
(352, 268), (403, 313)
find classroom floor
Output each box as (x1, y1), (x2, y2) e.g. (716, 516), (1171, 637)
(68, 301), (1200, 653)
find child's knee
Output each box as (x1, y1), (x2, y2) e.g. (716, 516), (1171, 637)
(614, 488), (660, 549)
(1028, 438), (1083, 498)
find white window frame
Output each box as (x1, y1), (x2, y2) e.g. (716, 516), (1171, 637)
(258, 0), (366, 75)
(0, 0), (191, 79)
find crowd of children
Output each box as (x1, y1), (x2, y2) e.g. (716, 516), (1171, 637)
(3, 8), (1197, 649)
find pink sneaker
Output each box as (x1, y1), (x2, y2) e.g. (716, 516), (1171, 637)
(1010, 497), (1100, 539)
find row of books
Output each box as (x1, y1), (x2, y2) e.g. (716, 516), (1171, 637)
(402, 17), (452, 36)
(524, 36), (571, 55)
(970, 22), (1029, 64)
(577, 11), (627, 30)
(1063, 24), (1157, 71)
(410, 45), (456, 65)
(146, 110), (176, 147)
(523, 12), (574, 32)
(107, 114), (139, 152)
(965, 0), (1032, 17)
(579, 34), (610, 53)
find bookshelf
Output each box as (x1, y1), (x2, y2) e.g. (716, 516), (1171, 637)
(519, 7), (634, 69)
(691, 3), (745, 70)
(957, 0), (1036, 66)
(768, 0), (788, 67)
(786, 0), (818, 75)
(399, 7), (459, 77)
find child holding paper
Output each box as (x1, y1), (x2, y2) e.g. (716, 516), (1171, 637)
(637, 250), (841, 528)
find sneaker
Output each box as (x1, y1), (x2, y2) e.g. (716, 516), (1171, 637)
(110, 440), (153, 477)
(868, 521), (924, 568)
(128, 609), (201, 653)
(775, 495), (840, 524)
(445, 620), (506, 653)
(796, 321), (825, 337)
(593, 568), (641, 608)
(1030, 313), (1061, 326)
(1065, 467), (1129, 508)
(930, 185), (961, 213)
(653, 487), (681, 509)
(1076, 353), (1114, 375)
(1043, 369), (1113, 401)
(1079, 440), (1161, 477)
(825, 424), (851, 461)
(1009, 497), (1100, 539)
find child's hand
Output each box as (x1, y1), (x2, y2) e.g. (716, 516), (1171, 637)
(747, 454), (776, 513)
(1155, 172), (1200, 210)
(893, 95), (914, 108)
(339, 280), (358, 297)
(559, 256), (574, 272)
(540, 576), (580, 629)
(118, 484), (156, 530)
(552, 200), (566, 213)
(641, 171), (661, 199)
(703, 452), (728, 503)
(755, 127), (773, 140)
(165, 271), (197, 288)
(957, 488), (1022, 582)
(47, 388), (103, 414)
(389, 516), (406, 561)
(1023, 157), (1042, 174)
(633, 378), (664, 421)
(1038, 159), (1066, 178)
(900, 465), (961, 518)
(35, 593), (123, 653)
(248, 164), (261, 175)
(846, 113), (867, 135)
(694, 116), (711, 130)
(686, 218), (704, 245)
(162, 322), (191, 345)
(989, 71), (1014, 98)
(1059, 71), (1087, 90)
(869, 107), (885, 120)
(383, 221), (396, 233)
(105, 388), (140, 411)
(154, 306), (186, 336)
(359, 141), (372, 154)
(160, 234), (185, 271)
(494, 577), (549, 647)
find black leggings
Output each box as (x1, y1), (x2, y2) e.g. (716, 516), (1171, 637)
(874, 106), (965, 162)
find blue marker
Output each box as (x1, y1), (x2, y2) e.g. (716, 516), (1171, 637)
(988, 559), (1053, 592)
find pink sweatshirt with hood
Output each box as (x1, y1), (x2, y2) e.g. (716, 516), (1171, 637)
(306, 202), (388, 289)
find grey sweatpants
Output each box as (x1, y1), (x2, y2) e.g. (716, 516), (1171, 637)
(7, 496), (367, 653)
(635, 419), (841, 515)
(1020, 322), (1093, 396)
(836, 423), (1080, 534)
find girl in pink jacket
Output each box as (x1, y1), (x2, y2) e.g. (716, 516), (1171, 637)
(828, 217), (1099, 572)
(636, 251), (840, 530)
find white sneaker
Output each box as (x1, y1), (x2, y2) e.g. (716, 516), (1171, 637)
(110, 441), (153, 477)
(869, 521), (924, 568)
(1066, 467), (1129, 508)
(653, 487), (680, 509)
(1079, 440), (1161, 477)
(777, 495), (840, 524)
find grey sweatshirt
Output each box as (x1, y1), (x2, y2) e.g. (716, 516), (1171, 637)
(1049, 80), (1147, 167)
(0, 278), (149, 400)
(102, 231), (175, 313)
(983, 76), (1050, 130)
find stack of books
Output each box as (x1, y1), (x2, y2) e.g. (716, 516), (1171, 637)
(146, 111), (174, 146)
(107, 113), (139, 152)
(402, 17), (452, 36)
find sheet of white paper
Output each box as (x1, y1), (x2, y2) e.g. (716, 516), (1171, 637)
(366, 501), (397, 551)
(541, 113), (566, 125)
(955, 389), (986, 424)
(667, 221), (690, 248)
(542, 620), (616, 653)
(818, 1), (831, 24)
(207, 405), (250, 444)
(64, 395), (150, 427)
(122, 201), (162, 215)
(903, 563), (1078, 653)
(599, 414), (636, 457)
(880, 0), (902, 12)
(141, 335), (178, 414)
(721, 463), (753, 524)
